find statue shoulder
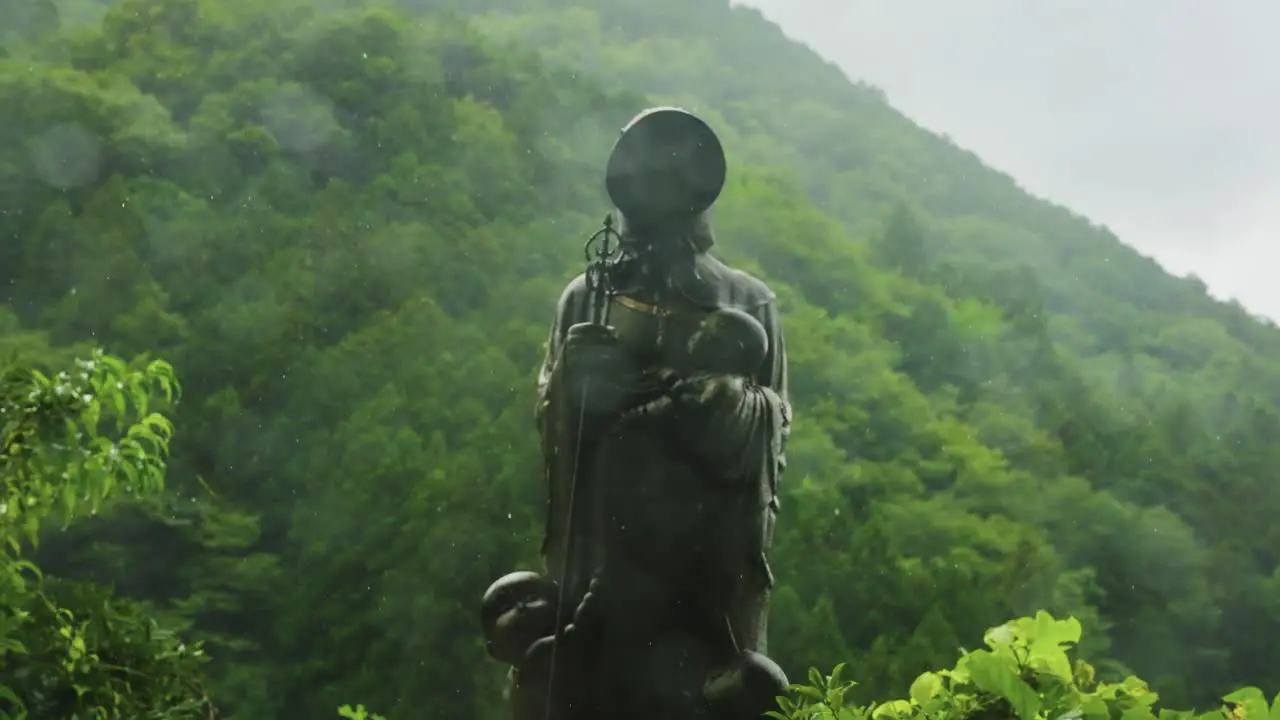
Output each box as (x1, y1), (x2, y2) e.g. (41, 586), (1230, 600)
(561, 273), (590, 297)
(728, 268), (777, 309)
(689, 253), (778, 311)
(547, 271), (591, 327)
(554, 273), (591, 314)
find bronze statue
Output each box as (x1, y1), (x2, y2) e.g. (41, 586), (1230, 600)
(480, 107), (792, 720)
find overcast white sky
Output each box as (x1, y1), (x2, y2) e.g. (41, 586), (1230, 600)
(739, 0), (1280, 319)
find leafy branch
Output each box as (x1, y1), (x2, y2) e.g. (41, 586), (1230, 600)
(768, 612), (1277, 720)
(0, 350), (214, 720)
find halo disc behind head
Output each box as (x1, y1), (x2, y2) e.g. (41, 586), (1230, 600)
(605, 107), (726, 224)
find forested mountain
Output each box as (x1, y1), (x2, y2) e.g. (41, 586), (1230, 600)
(0, 0), (1277, 718)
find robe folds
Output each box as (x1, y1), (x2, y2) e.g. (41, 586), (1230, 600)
(522, 243), (791, 719)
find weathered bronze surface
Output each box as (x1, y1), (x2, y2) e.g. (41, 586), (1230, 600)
(481, 110), (792, 720)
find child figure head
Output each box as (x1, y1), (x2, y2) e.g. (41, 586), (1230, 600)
(686, 307), (769, 377)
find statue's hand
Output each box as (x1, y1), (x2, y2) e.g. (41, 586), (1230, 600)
(667, 374), (769, 476)
(572, 576), (603, 633)
(561, 322), (620, 377)
(560, 323), (631, 414)
(670, 373), (748, 414)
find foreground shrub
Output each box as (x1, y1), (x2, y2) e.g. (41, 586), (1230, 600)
(770, 612), (1276, 720)
(0, 350), (214, 719)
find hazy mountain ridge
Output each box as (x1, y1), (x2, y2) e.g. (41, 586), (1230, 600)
(454, 0), (1280, 388)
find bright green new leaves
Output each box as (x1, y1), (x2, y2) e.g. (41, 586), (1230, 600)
(338, 704), (388, 720)
(1220, 688), (1280, 720)
(774, 613), (1254, 720)
(0, 350), (210, 720)
(0, 350), (177, 539)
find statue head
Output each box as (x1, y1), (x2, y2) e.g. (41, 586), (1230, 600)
(605, 106), (726, 242)
(687, 307), (769, 376)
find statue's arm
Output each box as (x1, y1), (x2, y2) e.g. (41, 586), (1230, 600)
(535, 277), (588, 431)
(534, 319), (562, 436)
(674, 299), (789, 482)
(752, 299), (791, 481)
(533, 276), (589, 571)
(720, 298), (789, 655)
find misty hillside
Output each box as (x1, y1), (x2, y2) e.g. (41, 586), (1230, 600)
(456, 0), (1280, 403)
(0, 0), (1277, 718)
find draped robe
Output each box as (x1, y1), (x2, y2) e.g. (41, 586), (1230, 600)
(522, 232), (791, 720)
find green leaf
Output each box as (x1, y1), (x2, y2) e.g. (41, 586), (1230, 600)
(1032, 611), (1082, 647)
(872, 700), (913, 719)
(909, 672), (942, 705)
(0, 683), (27, 718)
(60, 481), (76, 517)
(966, 651), (1042, 720)
(830, 663), (847, 689)
(112, 390), (127, 433)
(1223, 688), (1270, 720)
(1224, 689), (1267, 705)
(1121, 706), (1159, 720)
(794, 685), (824, 701)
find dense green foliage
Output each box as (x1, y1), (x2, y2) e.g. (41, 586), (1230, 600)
(771, 613), (1279, 720)
(0, 0), (1277, 717)
(0, 347), (207, 718)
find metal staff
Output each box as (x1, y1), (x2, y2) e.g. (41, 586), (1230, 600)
(543, 214), (621, 720)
